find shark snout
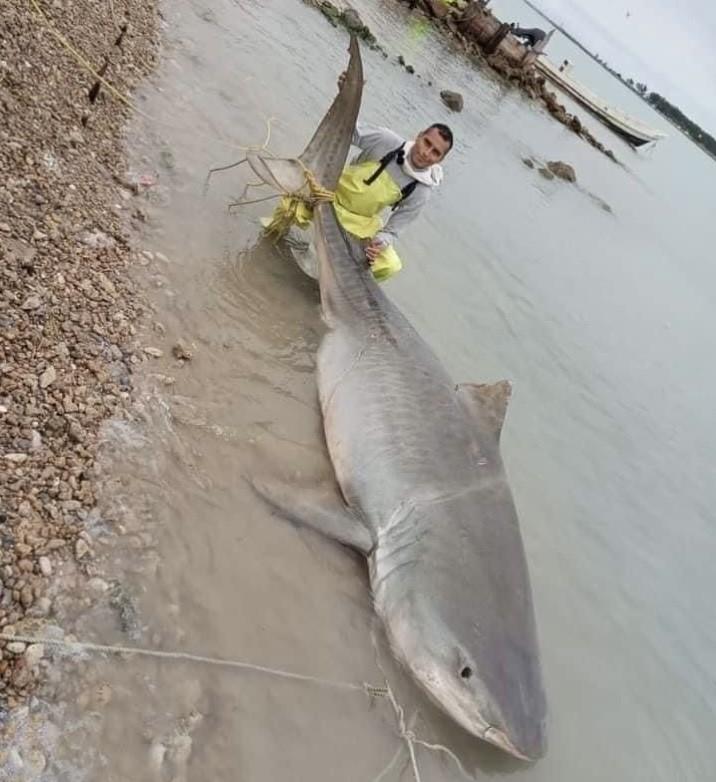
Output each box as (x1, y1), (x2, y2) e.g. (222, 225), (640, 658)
(484, 721), (547, 762)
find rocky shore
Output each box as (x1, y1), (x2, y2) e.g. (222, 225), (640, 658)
(305, 0), (619, 162)
(0, 0), (159, 711)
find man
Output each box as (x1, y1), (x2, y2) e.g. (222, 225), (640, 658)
(338, 119), (452, 280)
(268, 73), (453, 281)
(509, 24), (547, 49)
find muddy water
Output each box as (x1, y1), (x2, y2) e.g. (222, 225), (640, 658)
(34, 0), (716, 779)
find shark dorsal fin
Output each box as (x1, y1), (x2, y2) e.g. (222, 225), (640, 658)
(456, 380), (512, 440)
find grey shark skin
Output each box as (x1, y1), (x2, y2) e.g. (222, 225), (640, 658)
(250, 36), (547, 761)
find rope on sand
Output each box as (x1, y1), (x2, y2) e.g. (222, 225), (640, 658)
(0, 631), (476, 780)
(0, 632), (383, 696)
(27, 0), (274, 154)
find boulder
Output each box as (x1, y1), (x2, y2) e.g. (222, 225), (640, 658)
(547, 160), (577, 182)
(440, 90), (464, 112)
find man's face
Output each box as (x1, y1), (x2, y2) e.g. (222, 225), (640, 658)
(410, 127), (451, 169)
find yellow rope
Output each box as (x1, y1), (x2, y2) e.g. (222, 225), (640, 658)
(299, 162), (335, 204)
(262, 160), (336, 238)
(28, 0), (133, 108)
(26, 0), (273, 153)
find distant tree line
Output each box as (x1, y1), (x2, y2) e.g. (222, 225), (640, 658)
(605, 62), (716, 158)
(646, 92), (716, 157)
(625, 77), (648, 96)
(520, 0), (716, 159)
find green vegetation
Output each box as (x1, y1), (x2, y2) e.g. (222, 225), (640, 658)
(646, 92), (716, 158)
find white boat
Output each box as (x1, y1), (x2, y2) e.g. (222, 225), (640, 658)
(535, 57), (666, 147)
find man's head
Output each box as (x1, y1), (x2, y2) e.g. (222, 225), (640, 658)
(410, 124), (453, 170)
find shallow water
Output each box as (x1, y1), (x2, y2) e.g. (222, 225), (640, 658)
(29, 0), (716, 779)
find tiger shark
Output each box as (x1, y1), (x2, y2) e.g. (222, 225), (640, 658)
(248, 36), (547, 760)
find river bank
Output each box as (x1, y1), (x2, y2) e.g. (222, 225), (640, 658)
(0, 0), (160, 732)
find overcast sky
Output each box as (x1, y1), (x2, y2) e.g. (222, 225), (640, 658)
(534, 0), (716, 131)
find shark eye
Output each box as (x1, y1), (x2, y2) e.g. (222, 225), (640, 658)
(460, 666), (473, 680)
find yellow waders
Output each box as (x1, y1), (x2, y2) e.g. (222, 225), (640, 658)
(264, 160), (405, 282)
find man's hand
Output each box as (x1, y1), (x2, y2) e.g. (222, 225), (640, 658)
(365, 238), (385, 264)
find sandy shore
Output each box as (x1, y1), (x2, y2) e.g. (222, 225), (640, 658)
(0, 0), (159, 710)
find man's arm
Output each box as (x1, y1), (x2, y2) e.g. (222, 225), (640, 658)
(374, 186), (431, 247)
(352, 122), (405, 155)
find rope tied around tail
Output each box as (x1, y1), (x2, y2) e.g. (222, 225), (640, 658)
(263, 161), (335, 238)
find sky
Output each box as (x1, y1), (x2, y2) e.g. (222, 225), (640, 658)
(532, 0), (716, 132)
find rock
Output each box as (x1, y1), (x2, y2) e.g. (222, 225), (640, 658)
(522, 157), (535, 169)
(172, 341), (193, 361)
(12, 662), (32, 688)
(25, 749), (47, 776)
(0, 223), (10, 233)
(79, 229), (115, 249)
(67, 128), (85, 145)
(24, 644), (44, 668)
(34, 597), (52, 617)
(2, 237), (36, 268)
(38, 557), (52, 577)
(538, 167), (555, 180)
(21, 295), (42, 310)
(39, 365), (57, 388)
(94, 682), (113, 706)
(424, 0), (452, 19)
(20, 586), (34, 608)
(4, 453), (28, 464)
(6, 642), (26, 654)
(155, 252), (170, 264)
(30, 430), (42, 451)
(141, 250), (154, 262)
(68, 421), (85, 443)
(75, 539), (91, 560)
(97, 272), (117, 296)
(547, 160), (577, 182)
(342, 8), (363, 31)
(87, 577), (109, 593)
(318, 0), (340, 25)
(440, 90), (464, 112)
(143, 346), (163, 358)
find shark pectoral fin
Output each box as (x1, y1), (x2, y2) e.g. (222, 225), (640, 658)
(248, 476), (372, 555)
(456, 380), (513, 441)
